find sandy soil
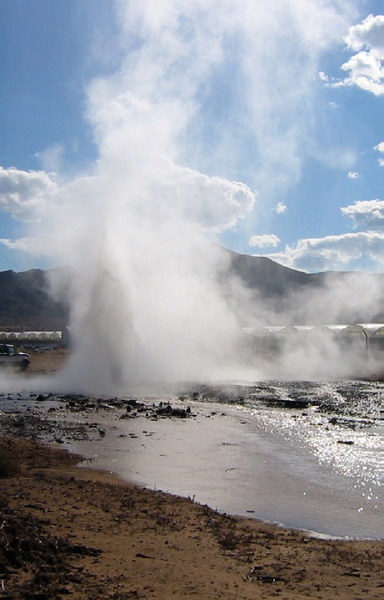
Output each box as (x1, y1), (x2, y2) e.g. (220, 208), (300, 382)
(0, 349), (382, 599)
(24, 348), (69, 375)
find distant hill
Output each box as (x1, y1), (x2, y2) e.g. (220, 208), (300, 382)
(225, 249), (318, 296)
(0, 251), (383, 330)
(222, 248), (384, 325)
(0, 269), (67, 331)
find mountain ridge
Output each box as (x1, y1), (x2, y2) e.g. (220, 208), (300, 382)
(0, 252), (383, 330)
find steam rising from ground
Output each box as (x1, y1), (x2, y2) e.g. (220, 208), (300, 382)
(22, 1), (382, 393)
(47, 164), (256, 392)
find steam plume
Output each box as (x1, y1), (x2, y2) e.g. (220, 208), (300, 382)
(36, 1), (365, 392)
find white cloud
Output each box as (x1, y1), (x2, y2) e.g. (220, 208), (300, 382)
(249, 234), (280, 248)
(0, 237), (49, 255)
(0, 167), (57, 221)
(344, 13), (384, 53)
(341, 199), (384, 230)
(374, 142), (384, 166)
(340, 51), (384, 95)
(255, 198), (384, 273)
(275, 201), (287, 214)
(333, 14), (384, 95)
(262, 231), (384, 272)
(347, 171), (358, 179)
(164, 160), (257, 232)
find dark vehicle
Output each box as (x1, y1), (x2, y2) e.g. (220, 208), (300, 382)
(0, 344), (30, 371)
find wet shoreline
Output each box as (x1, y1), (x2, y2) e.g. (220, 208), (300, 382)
(0, 383), (382, 539)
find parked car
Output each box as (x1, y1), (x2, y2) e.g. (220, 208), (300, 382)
(0, 344), (30, 371)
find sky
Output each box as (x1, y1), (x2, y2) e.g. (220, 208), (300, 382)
(0, 0), (383, 274)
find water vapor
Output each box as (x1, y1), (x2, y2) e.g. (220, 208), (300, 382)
(16, 0), (374, 392)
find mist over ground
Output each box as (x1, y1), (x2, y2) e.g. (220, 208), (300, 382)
(45, 241), (384, 393)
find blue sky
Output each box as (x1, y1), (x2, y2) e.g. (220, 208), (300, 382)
(0, 0), (383, 273)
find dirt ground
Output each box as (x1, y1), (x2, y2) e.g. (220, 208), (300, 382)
(0, 349), (382, 599)
(24, 348), (69, 375)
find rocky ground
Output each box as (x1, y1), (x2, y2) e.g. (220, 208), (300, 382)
(0, 349), (382, 599)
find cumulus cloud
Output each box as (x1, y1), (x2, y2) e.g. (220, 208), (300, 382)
(344, 13), (384, 53)
(275, 201), (287, 214)
(161, 160), (256, 232)
(258, 199), (384, 272)
(263, 231), (384, 272)
(374, 142), (384, 166)
(341, 199), (384, 230)
(347, 171), (359, 179)
(333, 14), (384, 95)
(0, 237), (49, 256)
(264, 199), (384, 271)
(0, 167), (57, 221)
(249, 234), (280, 248)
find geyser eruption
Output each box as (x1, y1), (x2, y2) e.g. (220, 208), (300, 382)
(36, 0), (363, 392)
(50, 191), (254, 392)
(48, 155), (256, 392)
(44, 2), (262, 392)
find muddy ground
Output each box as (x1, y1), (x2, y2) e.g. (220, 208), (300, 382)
(0, 349), (382, 599)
